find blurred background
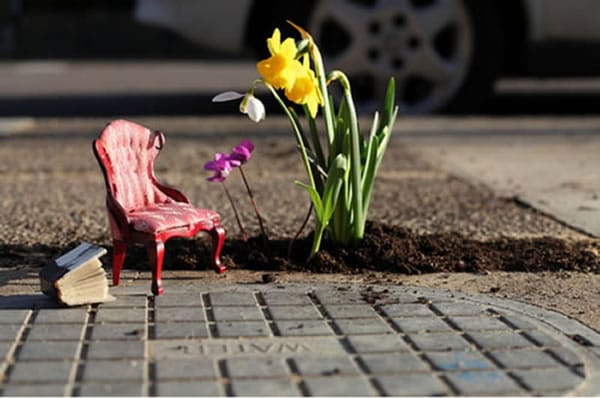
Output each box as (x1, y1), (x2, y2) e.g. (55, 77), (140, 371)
(3, 0), (600, 116)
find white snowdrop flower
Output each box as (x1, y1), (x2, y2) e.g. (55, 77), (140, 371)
(240, 94), (266, 122)
(212, 91), (245, 102)
(213, 91), (266, 123)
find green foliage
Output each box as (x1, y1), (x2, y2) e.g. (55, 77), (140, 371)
(260, 26), (398, 256)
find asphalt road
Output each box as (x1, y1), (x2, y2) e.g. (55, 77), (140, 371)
(3, 62), (600, 116)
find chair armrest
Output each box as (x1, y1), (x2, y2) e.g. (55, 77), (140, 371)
(156, 183), (190, 204)
(151, 130), (190, 203)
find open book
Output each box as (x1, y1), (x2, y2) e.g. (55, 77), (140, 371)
(40, 242), (115, 306)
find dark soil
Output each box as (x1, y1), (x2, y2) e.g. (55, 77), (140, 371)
(3, 221), (599, 274)
(139, 220), (600, 275)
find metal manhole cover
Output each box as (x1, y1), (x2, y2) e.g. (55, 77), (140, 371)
(0, 284), (598, 396)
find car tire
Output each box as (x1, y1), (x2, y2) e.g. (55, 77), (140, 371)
(304, 0), (504, 114)
(441, 1), (504, 113)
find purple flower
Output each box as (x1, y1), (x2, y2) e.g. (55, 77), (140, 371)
(204, 153), (233, 182)
(229, 140), (255, 166)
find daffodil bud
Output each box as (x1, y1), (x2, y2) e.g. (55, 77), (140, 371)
(296, 39), (310, 59)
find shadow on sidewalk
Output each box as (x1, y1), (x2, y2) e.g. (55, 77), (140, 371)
(0, 294), (60, 309)
(0, 243), (80, 268)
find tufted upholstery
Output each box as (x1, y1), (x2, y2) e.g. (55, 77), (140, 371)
(130, 202), (220, 234)
(98, 120), (172, 212)
(93, 119), (226, 296)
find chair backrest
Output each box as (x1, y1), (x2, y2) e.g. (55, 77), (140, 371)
(94, 120), (172, 213)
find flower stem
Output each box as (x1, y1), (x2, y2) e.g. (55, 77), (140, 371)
(238, 166), (268, 240)
(338, 71), (365, 243)
(221, 181), (246, 241)
(265, 83), (317, 190)
(288, 202), (313, 260)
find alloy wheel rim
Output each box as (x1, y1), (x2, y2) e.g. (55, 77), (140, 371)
(309, 0), (474, 114)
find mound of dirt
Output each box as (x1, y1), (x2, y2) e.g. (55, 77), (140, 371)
(3, 221), (597, 275)
(144, 221), (600, 275)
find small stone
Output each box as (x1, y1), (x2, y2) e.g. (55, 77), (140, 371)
(570, 334), (593, 346)
(262, 273), (276, 283)
(321, 367), (341, 376)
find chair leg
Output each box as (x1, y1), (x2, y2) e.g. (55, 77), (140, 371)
(210, 224), (227, 274)
(112, 240), (126, 286)
(147, 240), (165, 296)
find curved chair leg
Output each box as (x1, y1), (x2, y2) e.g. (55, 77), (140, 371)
(147, 239), (165, 296)
(210, 224), (226, 274)
(112, 240), (126, 286)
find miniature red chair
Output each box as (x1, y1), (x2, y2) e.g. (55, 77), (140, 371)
(93, 119), (226, 295)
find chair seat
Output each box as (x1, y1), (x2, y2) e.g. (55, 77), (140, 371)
(129, 202), (220, 234)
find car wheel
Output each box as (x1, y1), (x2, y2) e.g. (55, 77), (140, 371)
(308, 0), (503, 114)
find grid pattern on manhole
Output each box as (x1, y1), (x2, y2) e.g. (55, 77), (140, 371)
(0, 296), (149, 396)
(0, 287), (590, 396)
(151, 288), (588, 396)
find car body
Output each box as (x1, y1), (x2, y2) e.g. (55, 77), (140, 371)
(135, 0), (600, 114)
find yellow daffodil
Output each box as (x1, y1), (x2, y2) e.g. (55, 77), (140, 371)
(256, 29), (303, 91)
(285, 55), (323, 118)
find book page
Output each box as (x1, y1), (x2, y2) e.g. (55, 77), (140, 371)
(59, 260), (104, 284)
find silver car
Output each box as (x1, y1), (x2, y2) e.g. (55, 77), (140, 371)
(137, 0), (600, 114)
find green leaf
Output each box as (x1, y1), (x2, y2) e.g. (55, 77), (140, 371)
(335, 73), (364, 242)
(362, 111), (380, 186)
(325, 154), (350, 245)
(368, 111), (380, 142)
(304, 104), (326, 171)
(361, 133), (379, 193)
(382, 77), (396, 124)
(321, 154), (348, 222)
(295, 181), (323, 220)
(304, 150), (328, 179)
(331, 96), (348, 159)
(355, 78), (398, 234)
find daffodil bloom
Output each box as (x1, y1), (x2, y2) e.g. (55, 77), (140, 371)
(256, 28), (303, 91)
(284, 55), (323, 118)
(212, 91), (265, 122)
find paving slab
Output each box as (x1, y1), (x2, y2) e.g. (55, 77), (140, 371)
(404, 128), (600, 237)
(0, 283), (598, 396)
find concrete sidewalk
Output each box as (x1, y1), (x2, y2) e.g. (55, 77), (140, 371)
(0, 278), (599, 396)
(404, 126), (600, 238)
